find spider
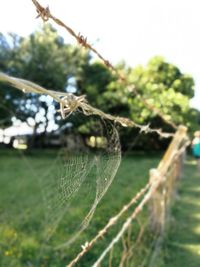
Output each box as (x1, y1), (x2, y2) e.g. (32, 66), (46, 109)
(59, 94), (86, 119)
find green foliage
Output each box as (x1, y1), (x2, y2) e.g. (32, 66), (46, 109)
(77, 61), (114, 107)
(0, 25), (89, 132)
(0, 33), (24, 127)
(127, 56), (195, 128)
(75, 56), (199, 149)
(77, 56), (198, 135)
(0, 149), (160, 267)
(0, 24), (199, 148)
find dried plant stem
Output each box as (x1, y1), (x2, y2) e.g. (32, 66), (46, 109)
(0, 72), (174, 138)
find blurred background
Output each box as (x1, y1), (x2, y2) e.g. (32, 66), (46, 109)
(0, 1), (200, 267)
(0, 0), (200, 151)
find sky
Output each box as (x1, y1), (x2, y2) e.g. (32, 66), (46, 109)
(0, 0), (199, 110)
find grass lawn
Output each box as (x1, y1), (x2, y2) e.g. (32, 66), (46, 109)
(0, 149), (160, 267)
(162, 159), (200, 267)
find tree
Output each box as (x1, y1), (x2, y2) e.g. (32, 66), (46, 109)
(0, 33), (24, 128)
(0, 25), (90, 142)
(76, 57), (198, 149)
(126, 56), (195, 129)
(1, 28), (199, 150)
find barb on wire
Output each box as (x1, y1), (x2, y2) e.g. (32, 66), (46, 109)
(91, 173), (162, 267)
(31, 0), (178, 130)
(91, 134), (189, 267)
(31, 0), (123, 79)
(66, 182), (151, 267)
(0, 72), (174, 138)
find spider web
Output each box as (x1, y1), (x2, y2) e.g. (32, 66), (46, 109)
(38, 118), (121, 247)
(0, 105), (121, 263)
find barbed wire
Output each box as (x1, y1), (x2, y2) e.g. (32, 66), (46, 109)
(31, 0), (124, 81)
(66, 182), (151, 267)
(66, 129), (189, 267)
(91, 171), (162, 267)
(91, 138), (189, 266)
(0, 2), (191, 266)
(31, 0), (178, 130)
(0, 72), (174, 138)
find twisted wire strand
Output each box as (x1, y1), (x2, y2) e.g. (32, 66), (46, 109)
(91, 139), (189, 267)
(0, 72), (174, 138)
(31, 0), (178, 130)
(66, 182), (151, 267)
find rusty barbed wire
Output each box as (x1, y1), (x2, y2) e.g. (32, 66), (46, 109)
(91, 140), (188, 267)
(66, 182), (151, 267)
(66, 128), (188, 267)
(31, 0), (178, 130)
(91, 171), (162, 267)
(0, 72), (174, 138)
(31, 0), (124, 80)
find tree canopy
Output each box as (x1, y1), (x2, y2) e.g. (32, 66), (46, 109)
(0, 24), (89, 133)
(0, 26), (199, 149)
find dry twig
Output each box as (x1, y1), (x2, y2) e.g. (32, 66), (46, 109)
(0, 72), (174, 138)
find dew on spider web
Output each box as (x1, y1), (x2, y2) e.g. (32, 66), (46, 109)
(0, 117), (121, 253)
(38, 118), (121, 247)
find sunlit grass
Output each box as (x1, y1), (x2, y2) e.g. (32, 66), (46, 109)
(0, 149), (160, 267)
(163, 159), (200, 267)
(185, 159), (197, 165)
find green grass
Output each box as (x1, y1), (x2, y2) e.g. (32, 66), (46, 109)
(0, 149), (160, 267)
(162, 159), (200, 267)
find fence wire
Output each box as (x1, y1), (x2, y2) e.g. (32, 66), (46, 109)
(0, 72), (174, 139)
(66, 126), (189, 267)
(31, 0), (178, 131)
(0, 2), (191, 266)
